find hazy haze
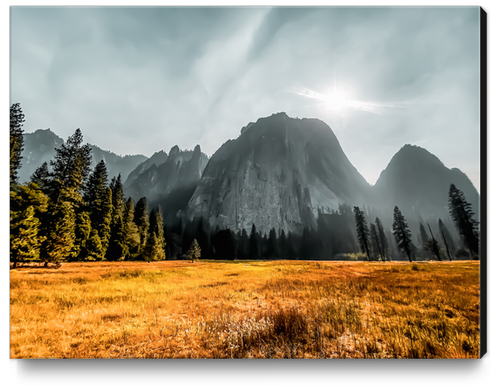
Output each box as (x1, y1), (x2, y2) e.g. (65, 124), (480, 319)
(10, 7), (481, 189)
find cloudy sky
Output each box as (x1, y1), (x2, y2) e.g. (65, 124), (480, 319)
(10, 7), (481, 189)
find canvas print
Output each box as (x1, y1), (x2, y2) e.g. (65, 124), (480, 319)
(10, 6), (484, 359)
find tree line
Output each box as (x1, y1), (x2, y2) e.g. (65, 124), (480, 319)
(353, 184), (480, 262)
(10, 103), (166, 267)
(10, 103), (480, 265)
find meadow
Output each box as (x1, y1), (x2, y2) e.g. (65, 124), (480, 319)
(10, 260), (480, 359)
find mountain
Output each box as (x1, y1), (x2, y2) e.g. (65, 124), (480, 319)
(123, 144), (209, 204)
(187, 112), (372, 234)
(373, 144), (480, 224)
(18, 129), (63, 184)
(88, 145), (147, 182)
(18, 129), (148, 183)
(124, 150), (168, 188)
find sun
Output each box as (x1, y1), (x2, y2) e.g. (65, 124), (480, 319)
(324, 89), (348, 112)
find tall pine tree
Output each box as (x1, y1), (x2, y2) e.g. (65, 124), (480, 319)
(123, 198), (141, 260)
(448, 184), (479, 259)
(354, 206), (371, 261)
(393, 206), (413, 262)
(44, 201), (76, 265)
(10, 183), (49, 267)
(84, 161), (112, 258)
(134, 197), (150, 258)
(10, 103), (25, 187)
(370, 223), (383, 261)
(48, 128), (92, 207)
(375, 217), (389, 261)
(110, 174), (125, 221)
(106, 215), (128, 261)
(10, 206), (44, 267)
(31, 162), (50, 192)
(144, 208), (166, 262)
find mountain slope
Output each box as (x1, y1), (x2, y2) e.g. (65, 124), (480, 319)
(18, 129), (63, 183)
(187, 112), (372, 233)
(373, 144), (480, 223)
(124, 150), (168, 188)
(124, 145), (208, 203)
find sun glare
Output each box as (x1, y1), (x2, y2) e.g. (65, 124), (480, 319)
(290, 86), (408, 115)
(324, 89), (348, 112)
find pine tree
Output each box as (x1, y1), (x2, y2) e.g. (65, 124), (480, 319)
(10, 182), (50, 214)
(123, 198), (141, 260)
(144, 208), (166, 262)
(10, 103), (25, 187)
(84, 161), (111, 258)
(152, 208), (166, 259)
(392, 206), (413, 262)
(265, 228), (279, 258)
(110, 174), (125, 221)
(85, 229), (104, 261)
(44, 201), (76, 265)
(31, 162), (50, 192)
(106, 215), (128, 261)
(438, 219), (454, 261)
(370, 223), (383, 261)
(10, 206), (44, 267)
(375, 217), (389, 261)
(134, 197), (150, 257)
(448, 184), (479, 259)
(10, 182), (49, 267)
(248, 224), (260, 259)
(106, 174), (127, 261)
(84, 160), (109, 208)
(188, 239), (201, 262)
(48, 128), (92, 207)
(354, 206), (371, 261)
(99, 187), (113, 257)
(72, 211), (92, 261)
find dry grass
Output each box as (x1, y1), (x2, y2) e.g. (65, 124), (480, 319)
(10, 260), (480, 359)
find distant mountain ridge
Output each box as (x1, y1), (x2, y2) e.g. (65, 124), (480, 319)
(123, 144), (209, 204)
(373, 144), (479, 224)
(19, 117), (480, 238)
(19, 129), (148, 183)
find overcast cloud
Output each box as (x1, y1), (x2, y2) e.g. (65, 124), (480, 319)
(10, 7), (481, 190)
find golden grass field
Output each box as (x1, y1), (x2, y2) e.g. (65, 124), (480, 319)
(10, 260), (480, 359)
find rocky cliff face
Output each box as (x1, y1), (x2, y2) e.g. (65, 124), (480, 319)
(187, 112), (372, 234)
(124, 145), (208, 203)
(373, 144), (480, 223)
(124, 150), (168, 188)
(19, 129), (148, 183)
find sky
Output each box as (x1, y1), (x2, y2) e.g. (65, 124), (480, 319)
(10, 6), (481, 190)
